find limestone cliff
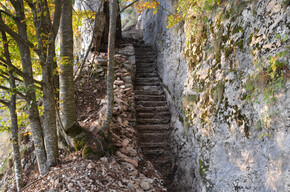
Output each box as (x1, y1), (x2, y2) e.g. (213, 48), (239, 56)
(141, 0), (289, 191)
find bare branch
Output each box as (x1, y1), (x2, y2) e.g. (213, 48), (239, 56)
(119, 0), (139, 14)
(0, 58), (43, 87)
(0, 85), (27, 99)
(0, 19), (40, 56)
(0, 10), (16, 20)
(0, 99), (9, 106)
(52, 0), (62, 35)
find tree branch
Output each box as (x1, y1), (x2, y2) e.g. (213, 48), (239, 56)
(0, 85), (27, 99)
(73, 10), (99, 82)
(0, 19), (40, 56)
(0, 99), (9, 106)
(0, 2), (13, 15)
(0, 10), (16, 20)
(119, 0), (139, 14)
(0, 59), (43, 87)
(52, 0), (62, 35)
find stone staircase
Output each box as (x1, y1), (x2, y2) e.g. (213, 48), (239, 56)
(134, 45), (173, 179)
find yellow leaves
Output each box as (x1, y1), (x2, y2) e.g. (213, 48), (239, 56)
(135, 0), (159, 13)
(167, 14), (182, 28)
(23, 132), (31, 136)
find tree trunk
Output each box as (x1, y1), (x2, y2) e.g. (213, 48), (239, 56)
(99, 0), (118, 132)
(92, 0), (106, 52)
(1, 30), (23, 191)
(10, 0), (48, 176)
(116, 3), (122, 41)
(42, 53), (58, 168)
(92, 0), (121, 52)
(28, 0), (62, 168)
(59, 0), (78, 132)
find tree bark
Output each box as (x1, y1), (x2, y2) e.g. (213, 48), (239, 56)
(59, 0), (78, 132)
(28, 0), (62, 168)
(92, 0), (122, 52)
(99, 0), (118, 132)
(1, 30), (23, 191)
(92, 0), (106, 52)
(9, 0), (48, 176)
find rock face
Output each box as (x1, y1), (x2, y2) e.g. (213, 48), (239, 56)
(142, 0), (290, 191)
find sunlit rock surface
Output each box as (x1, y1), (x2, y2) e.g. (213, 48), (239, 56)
(142, 0), (290, 191)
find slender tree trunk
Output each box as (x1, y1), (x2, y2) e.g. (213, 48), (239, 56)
(92, 0), (106, 52)
(92, 0), (121, 52)
(10, 0), (48, 175)
(28, 0), (62, 169)
(42, 0), (62, 168)
(1, 31), (23, 191)
(59, 0), (78, 131)
(99, 0), (118, 132)
(9, 74), (23, 192)
(42, 56), (58, 168)
(116, 3), (122, 41)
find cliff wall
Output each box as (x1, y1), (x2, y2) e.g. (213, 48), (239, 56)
(142, 0), (290, 191)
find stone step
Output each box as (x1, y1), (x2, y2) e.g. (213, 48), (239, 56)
(136, 68), (157, 73)
(136, 105), (169, 112)
(139, 132), (168, 142)
(135, 51), (156, 56)
(136, 73), (158, 78)
(136, 63), (156, 68)
(135, 95), (166, 101)
(135, 81), (160, 86)
(140, 142), (168, 148)
(137, 112), (171, 119)
(136, 124), (170, 131)
(135, 85), (162, 91)
(135, 45), (154, 49)
(137, 118), (170, 124)
(142, 148), (168, 155)
(135, 77), (159, 82)
(135, 49), (155, 53)
(136, 101), (167, 107)
(136, 58), (155, 63)
(135, 89), (164, 95)
(154, 158), (172, 167)
(144, 152), (172, 162)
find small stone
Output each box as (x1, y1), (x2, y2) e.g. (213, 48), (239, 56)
(114, 80), (125, 86)
(55, 183), (62, 188)
(120, 147), (129, 155)
(125, 158), (138, 167)
(140, 181), (150, 191)
(127, 182), (135, 192)
(134, 183), (140, 189)
(126, 146), (137, 156)
(67, 183), (75, 191)
(118, 181), (123, 187)
(120, 85), (126, 89)
(100, 157), (108, 163)
(121, 139), (130, 147)
(87, 163), (93, 169)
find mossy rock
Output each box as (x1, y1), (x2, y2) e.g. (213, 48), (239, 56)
(0, 155), (13, 175)
(82, 145), (103, 160)
(65, 123), (116, 159)
(65, 123), (84, 137)
(73, 135), (86, 151)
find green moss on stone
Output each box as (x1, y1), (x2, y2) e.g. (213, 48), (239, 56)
(199, 159), (209, 183)
(65, 123), (84, 137)
(82, 145), (103, 160)
(247, 33), (253, 46)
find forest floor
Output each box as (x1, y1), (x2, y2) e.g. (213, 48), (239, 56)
(0, 30), (167, 192)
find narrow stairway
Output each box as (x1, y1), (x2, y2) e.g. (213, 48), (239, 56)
(134, 45), (173, 183)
